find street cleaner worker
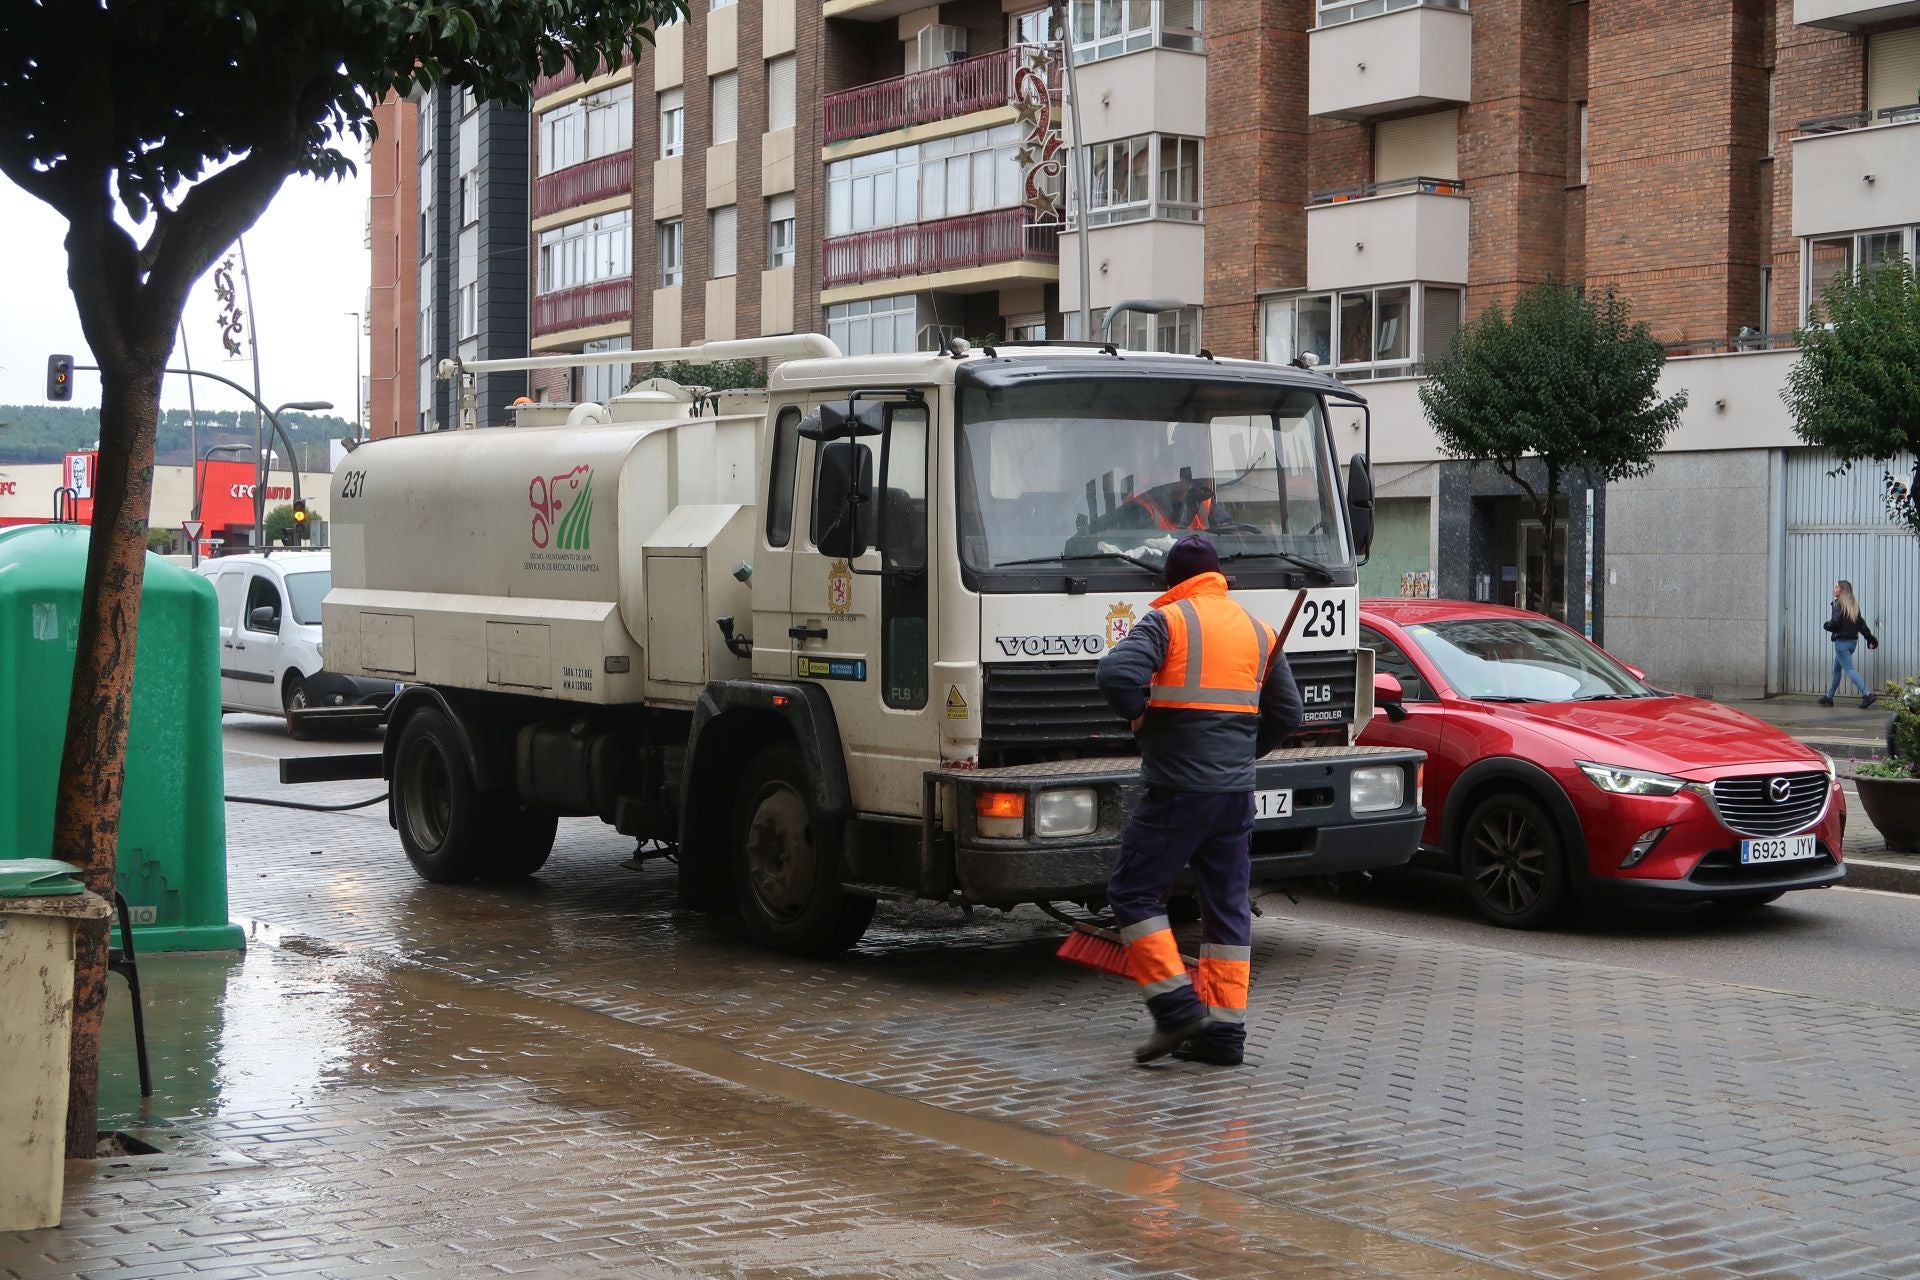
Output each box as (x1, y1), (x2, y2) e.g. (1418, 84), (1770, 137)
(1095, 534), (1303, 1067)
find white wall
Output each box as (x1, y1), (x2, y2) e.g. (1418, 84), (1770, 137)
(1306, 6), (1473, 121)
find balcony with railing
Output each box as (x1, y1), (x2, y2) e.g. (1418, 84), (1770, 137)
(823, 207), (1059, 288)
(534, 152), (634, 220)
(824, 46), (1039, 146)
(1791, 107), (1920, 238)
(1794, 0), (1920, 29)
(533, 279), (633, 338)
(532, 49), (634, 102)
(1306, 176), (1470, 290)
(1309, 0), (1471, 119)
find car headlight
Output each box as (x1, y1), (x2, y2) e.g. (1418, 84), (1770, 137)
(1821, 752), (1838, 782)
(1577, 762), (1688, 796)
(1350, 765), (1405, 814)
(1033, 788), (1098, 838)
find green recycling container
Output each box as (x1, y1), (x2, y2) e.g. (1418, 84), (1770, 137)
(0, 524), (242, 952)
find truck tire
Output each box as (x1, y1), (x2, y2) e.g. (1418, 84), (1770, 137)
(393, 705), (489, 884)
(480, 808), (558, 881)
(733, 744), (874, 956)
(1456, 790), (1573, 929)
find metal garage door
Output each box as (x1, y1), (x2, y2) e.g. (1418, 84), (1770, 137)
(1783, 449), (1920, 695)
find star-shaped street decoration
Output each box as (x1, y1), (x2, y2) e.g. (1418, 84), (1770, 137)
(1014, 94), (1044, 127)
(1017, 141), (1041, 167)
(1024, 45), (1051, 72)
(1030, 188), (1062, 219)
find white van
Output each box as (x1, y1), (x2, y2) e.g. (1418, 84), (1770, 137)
(197, 551), (395, 732)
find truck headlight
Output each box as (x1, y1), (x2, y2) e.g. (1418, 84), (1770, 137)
(1350, 766), (1404, 814)
(1033, 788), (1098, 838)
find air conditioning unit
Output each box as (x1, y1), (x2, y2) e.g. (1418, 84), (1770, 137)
(915, 24), (967, 71)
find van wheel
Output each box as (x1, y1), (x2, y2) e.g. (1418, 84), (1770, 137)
(283, 674), (312, 740)
(734, 744), (874, 956)
(1457, 791), (1572, 929)
(393, 706), (485, 884)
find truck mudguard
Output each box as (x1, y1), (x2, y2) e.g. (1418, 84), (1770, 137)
(686, 680), (854, 819)
(382, 685), (489, 792)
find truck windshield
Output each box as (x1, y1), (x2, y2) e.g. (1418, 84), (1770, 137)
(956, 379), (1351, 580)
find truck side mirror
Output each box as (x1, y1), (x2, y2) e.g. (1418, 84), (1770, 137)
(816, 441), (873, 560)
(1346, 453), (1375, 560)
(802, 398), (887, 441)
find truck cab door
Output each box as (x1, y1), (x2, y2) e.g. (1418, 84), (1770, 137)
(751, 402), (810, 684)
(787, 398), (936, 816)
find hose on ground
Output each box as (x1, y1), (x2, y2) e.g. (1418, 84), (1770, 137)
(225, 793), (389, 812)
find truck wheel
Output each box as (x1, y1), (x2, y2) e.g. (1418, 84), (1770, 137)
(283, 674), (312, 741)
(480, 808), (558, 881)
(733, 744), (874, 956)
(1457, 791), (1572, 929)
(393, 705), (487, 884)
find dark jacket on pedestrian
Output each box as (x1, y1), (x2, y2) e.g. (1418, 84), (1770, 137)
(1096, 573), (1303, 794)
(1823, 601), (1878, 645)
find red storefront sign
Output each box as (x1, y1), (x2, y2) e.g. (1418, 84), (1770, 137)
(195, 459), (294, 533)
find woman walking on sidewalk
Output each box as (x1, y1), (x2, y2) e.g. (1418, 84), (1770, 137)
(1821, 579), (1880, 709)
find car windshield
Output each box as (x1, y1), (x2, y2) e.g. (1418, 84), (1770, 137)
(1404, 617), (1651, 702)
(955, 379), (1350, 579)
(284, 570), (330, 626)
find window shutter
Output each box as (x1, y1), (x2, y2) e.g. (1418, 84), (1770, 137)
(1867, 29), (1920, 115)
(711, 73), (739, 145)
(767, 56), (796, 132)
(1374, 109), (1460, 183)
(711, 205), (738, 277)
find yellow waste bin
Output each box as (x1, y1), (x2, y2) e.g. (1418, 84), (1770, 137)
(0, 859), (110, 1230)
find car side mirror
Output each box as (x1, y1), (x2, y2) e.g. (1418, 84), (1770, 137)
(1374, 672), (1407, 721)
(1346, 453), (1375, 561)
(249, 605), (278, 631)
(815, 441), (873, 561)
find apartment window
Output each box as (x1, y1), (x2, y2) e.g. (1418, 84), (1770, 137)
(710, 205), (738, 278)
(1071, 0), (1202, 61)
(1006, 312), (1047, 341)
(660, 89), (685, 158)
(711, 72), (739, 145)
(767, 56), (796, 132)
(1801, 226), (1916, 320)
(1317, 0), (1465, 27)
(659, 218), (685, 287)
(1010, 5), (1057, 44)
(1759, 265), (1773, 335)
(1764, 71), (1776, 158)
(827, 295), (917, 356)
(768, 194), (796, 268)
(826, 124), (1031, 236)
(577, 337), (633, 405)
(458, 282), (477, 339)
(1576, 102), (1589, 184)
(460, 171), (478, 226)
(710, 0), (736, 8)
(1076, 134), (1202, 226)
(1375, 109), (1459, 182)
(1866, 28), (1920, 116)
(535, 209), (633, 293)
(1260, 283), (1461, 378)
(540, 83), (635, 174)
(1063, 305), (1202, 353)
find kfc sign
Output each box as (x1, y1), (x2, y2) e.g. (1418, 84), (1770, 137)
(226, 483), (293, 500)
(0, 481), (15, 497)
(65, 452), (94, 498)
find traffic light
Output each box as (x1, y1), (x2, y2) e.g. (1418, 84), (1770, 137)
(46, 354), (73, 402)
(291, 500), (310, 543)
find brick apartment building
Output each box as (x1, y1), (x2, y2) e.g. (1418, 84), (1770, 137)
(366, 94), (419, 441)
(405, 0), (1920, 695)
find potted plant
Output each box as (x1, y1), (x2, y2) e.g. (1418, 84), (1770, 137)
(1849, 675), (1920, 853)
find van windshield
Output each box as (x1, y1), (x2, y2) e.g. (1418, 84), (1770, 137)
(285, 570), (331, 626)
(956, 379), (1350, 584)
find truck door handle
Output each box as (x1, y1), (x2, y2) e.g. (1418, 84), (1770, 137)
(788, 625), (829, 641)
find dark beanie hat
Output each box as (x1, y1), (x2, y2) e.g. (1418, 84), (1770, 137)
(1163, 534), (1221, 587)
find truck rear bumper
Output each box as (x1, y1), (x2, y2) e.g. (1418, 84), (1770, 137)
(927, 745), (1425, 906)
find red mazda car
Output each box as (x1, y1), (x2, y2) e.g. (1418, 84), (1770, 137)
(1356, 600), (1845, 927)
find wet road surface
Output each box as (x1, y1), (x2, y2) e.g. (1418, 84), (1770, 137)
(5, 716), (1920, 1277)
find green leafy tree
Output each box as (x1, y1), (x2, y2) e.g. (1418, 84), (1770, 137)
(1782, 257), (1920, 538)
(0, 0), (684, 1156)
(144, 528), (173, 553)
(1418, 283), (1688, 621)
(631, 358), (768, 391)
(262, 503), (297, 545)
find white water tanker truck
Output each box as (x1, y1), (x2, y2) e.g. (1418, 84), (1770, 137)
(322, 334), (1424, 954)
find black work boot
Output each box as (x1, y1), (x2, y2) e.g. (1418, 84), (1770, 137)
(1134, 1016), (1211, 1065)
(1171, 1039), (1245, 1067)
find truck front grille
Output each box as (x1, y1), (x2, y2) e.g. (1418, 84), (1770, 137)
(1287, 651), (1358, 734)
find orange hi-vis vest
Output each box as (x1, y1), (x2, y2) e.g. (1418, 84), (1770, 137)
(1146, 572), (1277, 715)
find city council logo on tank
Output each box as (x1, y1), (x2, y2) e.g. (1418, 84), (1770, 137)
(529, 466), (593, 552)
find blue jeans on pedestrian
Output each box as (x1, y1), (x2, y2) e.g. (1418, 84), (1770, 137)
(1828, 639), (1869, 699)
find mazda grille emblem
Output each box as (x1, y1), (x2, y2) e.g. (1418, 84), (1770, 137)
(1769, 777), (1792, 804)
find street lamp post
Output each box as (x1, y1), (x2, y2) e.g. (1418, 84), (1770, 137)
(192, 444), (251, 567)
(255, 400), (333, 533)
(346, 311), (363, 440)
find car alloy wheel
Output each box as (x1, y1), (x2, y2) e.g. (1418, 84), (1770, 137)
(1458, 791), (1571, 929)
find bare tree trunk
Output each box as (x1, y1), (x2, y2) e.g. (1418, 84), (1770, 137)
(58, 345), (166, 1158)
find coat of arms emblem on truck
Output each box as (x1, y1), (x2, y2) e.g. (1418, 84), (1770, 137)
(529, 465), (592, 551)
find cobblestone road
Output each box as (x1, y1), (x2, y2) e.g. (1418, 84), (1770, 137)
(8, 748), (1920, 1278)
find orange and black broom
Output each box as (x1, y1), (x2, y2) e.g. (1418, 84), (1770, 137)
(1053, 590), (1310, 978)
